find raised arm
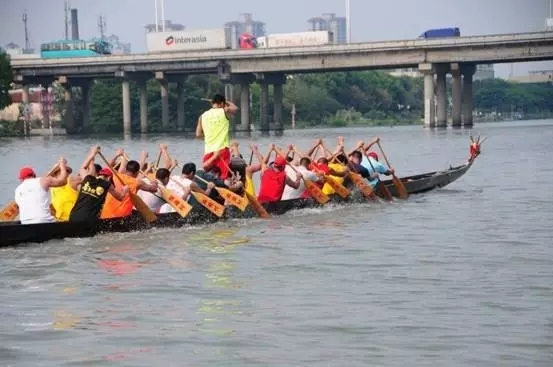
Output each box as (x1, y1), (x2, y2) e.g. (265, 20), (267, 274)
(78, 146), (100, 178)
(195, 117), (204, 138)
(224, 101), (239, 115)
(306, 138), (322, 158)
(42, 157), (68, 189)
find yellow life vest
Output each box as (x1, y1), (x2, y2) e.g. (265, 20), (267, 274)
(244, 176), (256, 197)
(50, 181), (79, 221)
(201, 108), (229, 154)
(322, 162), (346, 195)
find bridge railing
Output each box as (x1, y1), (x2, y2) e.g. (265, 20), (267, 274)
(10, 31), (553, 68)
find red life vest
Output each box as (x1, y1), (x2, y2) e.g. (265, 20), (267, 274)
(257, 168), (287, 203)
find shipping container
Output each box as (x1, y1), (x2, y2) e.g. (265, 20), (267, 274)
(255, 31), (333, 48)
(146, 28), (232, 53)
(419, 27), (461, 39)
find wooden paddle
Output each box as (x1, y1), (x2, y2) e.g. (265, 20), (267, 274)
(97, 151), (157, 223)
(223, 159), (271, 218)
(168, 174), (225, 218)
(293, 146), (351, 200)
(376, 141), (408, 199)
(274, 148), (329, 205)
(195, 175), (248, 211)
(143, 170), (192, 218)
(0, 162), (61, 221)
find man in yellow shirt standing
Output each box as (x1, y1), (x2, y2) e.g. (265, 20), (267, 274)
(195, 94), (238, 179)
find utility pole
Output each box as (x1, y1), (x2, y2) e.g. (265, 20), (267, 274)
(64, 0), (71, 40)
(22, 10), (30, 52)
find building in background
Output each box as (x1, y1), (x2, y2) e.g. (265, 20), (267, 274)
(144, 20), (185, 33)
(509, 70), (553, 83)
(474, 64), (495, 80)
(104, 34), (131, 54)
(225, 13), (266, 49)
(307, 13), (346, 44)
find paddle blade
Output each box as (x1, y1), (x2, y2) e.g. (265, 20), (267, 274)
(244, 191), (271, 218)
(191, 191), (225, 217)
(159, 187), (192, 218)
(0, 201), (19, 221)
(130, 193), (157, 223)
(324, 176), (350, 199)
(303, 178), (329, 205)
(375, 181), (394, 202)
(216, 187), (249, 211)
(392, 175), (409, 199)
(349, 172), (376, 200)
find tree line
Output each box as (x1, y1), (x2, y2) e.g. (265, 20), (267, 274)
(1, 50), (553, 136)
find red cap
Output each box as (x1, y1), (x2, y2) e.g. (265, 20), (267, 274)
(18, 166), (36, 180)
(98, 168), (113, 177)
(274, 156), (287, 168)
(368, 152), (379, 161)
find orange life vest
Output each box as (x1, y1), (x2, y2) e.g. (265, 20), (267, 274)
(100, 174), (138, 219)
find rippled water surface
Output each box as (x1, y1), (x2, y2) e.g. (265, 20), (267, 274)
(1, 121), (553, 366)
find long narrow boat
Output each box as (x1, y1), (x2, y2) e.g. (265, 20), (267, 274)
(0, 149), (479, 248)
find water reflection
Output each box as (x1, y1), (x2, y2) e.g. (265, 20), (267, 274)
(193, 227), (250, 356)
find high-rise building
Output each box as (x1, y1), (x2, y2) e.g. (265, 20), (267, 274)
(474, 64), (495, 80)
(144, 20), (185, 33)
(307, 13), (346, 44)
(225, 13), (266, 49)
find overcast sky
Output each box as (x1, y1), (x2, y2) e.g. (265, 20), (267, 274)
(1, 0), (552, 78)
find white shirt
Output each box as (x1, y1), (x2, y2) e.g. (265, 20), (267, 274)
(138, 178), (165, 213)
(281, 165), (320, 200)
(166, 175), (193, 201)
(14, 177), (55, 224)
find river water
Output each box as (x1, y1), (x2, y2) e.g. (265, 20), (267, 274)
(1, 121), (552, 366)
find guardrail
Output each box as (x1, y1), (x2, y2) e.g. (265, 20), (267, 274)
(10, 31), (553, 68)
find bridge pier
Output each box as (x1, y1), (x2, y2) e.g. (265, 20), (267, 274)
(259, 83), (269, 136)
(239, 81), (251, 134)
(435, 65), (448, 128)
(451, 63), (462, 128)
(80, 79), (93, 132)
(156, 72), (170, 129)
(273, 82), (284, 136)
(419, 64), (435, 128)
(176, 79), (186, 130)
(462, 64), (476, 127)
(121, 80), (132, 134)
(137, 79), (148, 133)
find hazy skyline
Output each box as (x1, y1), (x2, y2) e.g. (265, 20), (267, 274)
(1, 0), (552, 78)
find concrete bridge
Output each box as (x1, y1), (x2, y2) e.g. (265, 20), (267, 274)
(10, 31), (553, 133)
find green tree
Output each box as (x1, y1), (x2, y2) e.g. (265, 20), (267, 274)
(0, 50), (13, 110)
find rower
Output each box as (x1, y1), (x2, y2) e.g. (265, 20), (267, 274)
(361, 151), (394, 188)
(257, 149), (302, 204)
(100, 159), (158, 219)
(195, 94), (239, 179)
(50, 166), (81, 222)
(348, 151), (370, 179)
(69, 146), (128, 222)
(160, 163), (215, 213)
(321, 154), (349, 196)
(138, 168), (171, 213)
(282, 156), (323, 200)
(194, 162), (244, 204)
(15, 157), (69, 225)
